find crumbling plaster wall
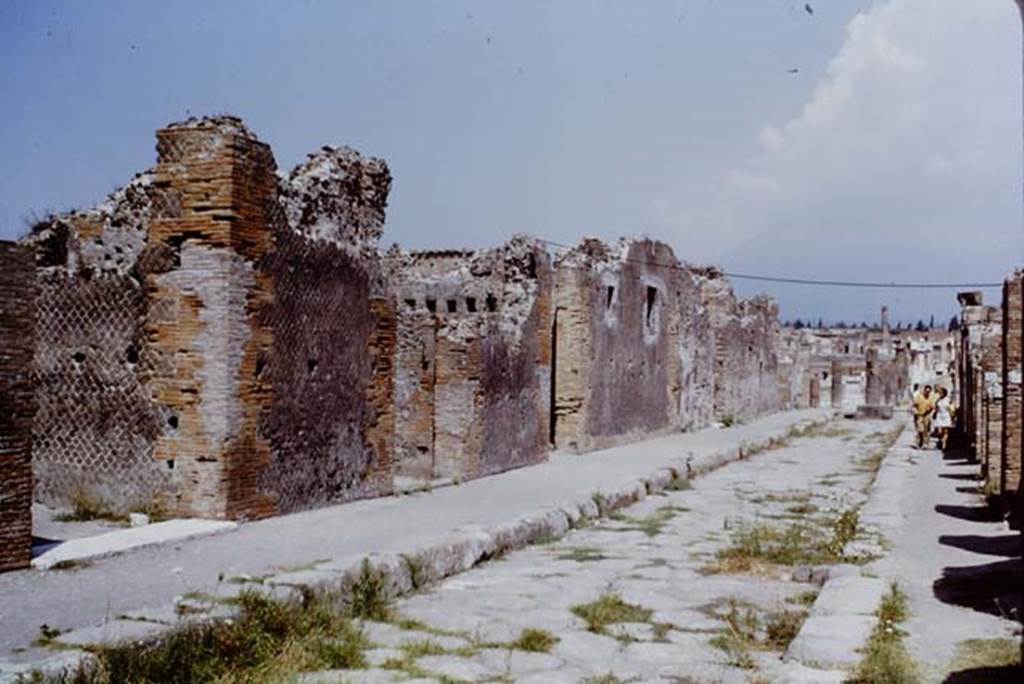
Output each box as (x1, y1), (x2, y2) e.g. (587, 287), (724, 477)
(553, 239), (715, 452)
(693, 269), (782, 423)
(388, 239), (552, 481)
(0, 242), (36, 572)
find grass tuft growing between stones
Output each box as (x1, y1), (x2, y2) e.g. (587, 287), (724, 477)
(703, 508), (864, 574)
(41, 588), (372, 683)
(708, 598), (808, 669)
(947, 638), (1022, 677)
(511, 628), (560, 653)
(555, 546), (608, 563)
(848, 583), (919, 684)
(348, 559), (391, 621)
(607, 505), (687, 537)
(571, 594), (653, 634)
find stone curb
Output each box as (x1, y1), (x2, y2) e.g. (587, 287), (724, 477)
(0, 412), (830, 682)
(783, 420), (913, 673)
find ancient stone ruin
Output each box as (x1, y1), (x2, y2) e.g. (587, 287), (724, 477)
(958, 278), (1024, 528)
(0, 116), (917, 571)
(22, 117), (395, 522)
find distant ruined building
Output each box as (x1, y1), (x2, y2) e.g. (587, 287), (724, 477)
(0, 116), (916, 570)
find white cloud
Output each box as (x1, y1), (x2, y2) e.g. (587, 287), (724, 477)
(660, 0), (1023, 320)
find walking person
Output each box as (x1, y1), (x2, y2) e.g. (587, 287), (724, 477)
(912, 384), (936, 449)
(932, 386), (954, 450)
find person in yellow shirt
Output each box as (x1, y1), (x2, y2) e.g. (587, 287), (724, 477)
(912, 385), (937, 449)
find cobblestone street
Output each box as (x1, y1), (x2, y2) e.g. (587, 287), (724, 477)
(301, 419), (897, 683)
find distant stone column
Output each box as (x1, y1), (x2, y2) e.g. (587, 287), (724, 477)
(809, 374), (821, 409)
(0, 242), (36, 573)
(865, 348), (881, 406)
(830, 359), (844, 410)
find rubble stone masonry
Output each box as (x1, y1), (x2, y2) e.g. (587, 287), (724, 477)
(389, 239), (552, 481)
(0, 242), (35, 572)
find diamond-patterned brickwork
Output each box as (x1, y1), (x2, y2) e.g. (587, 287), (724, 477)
(32, 271), (169, 511)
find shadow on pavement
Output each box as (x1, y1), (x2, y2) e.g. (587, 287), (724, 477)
(935, 503), (1005, 523)
(944, 664), (1024, 683)
(933, 557), (1022, 620)
(939, 534), (1023, 558)
(939, 473), (982, 481)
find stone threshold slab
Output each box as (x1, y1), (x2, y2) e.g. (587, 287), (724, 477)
(32, 519), (238, 570)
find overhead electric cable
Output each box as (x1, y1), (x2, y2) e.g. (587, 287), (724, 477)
(537, 239), (1002, 289)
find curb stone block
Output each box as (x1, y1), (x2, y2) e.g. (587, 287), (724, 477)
(812, 576), (888, 617)
(0, 651), (95, 684)
(56, 619), (169, 648)
(265, 569), (340, 590)
(785, 614), (877, 668)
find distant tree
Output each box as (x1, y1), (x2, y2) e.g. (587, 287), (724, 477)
(915, 319), (927, 332)
(948, 316), (960, 332)
(835, 320), (848, 328)
(928, 314), (935, 329)
(817, 318), (824, 328)
(793, 318), (805, 330)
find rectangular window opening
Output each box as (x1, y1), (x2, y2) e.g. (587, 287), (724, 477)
(446, 299), (458, 313)
(606, 285), (615, 310)
(466, 297), (477, 313)
(645, 286), (658, 328)
(426, 299), (437, 313)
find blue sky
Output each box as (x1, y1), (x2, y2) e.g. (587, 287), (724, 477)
(1, 0), (1020, 323)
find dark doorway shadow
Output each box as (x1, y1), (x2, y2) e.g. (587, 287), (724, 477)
(939, 534), (1023, 558)
(936, 504), (1004, 523)
(933, 557), (1022, 619)
(30, 536), (63, 557)
(944, 664), (1023, 683)
(939, 473), (982, 481)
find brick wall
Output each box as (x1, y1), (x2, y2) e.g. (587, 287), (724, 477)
(1001, 271), (1023, 523)
(0, 242), (35, 572)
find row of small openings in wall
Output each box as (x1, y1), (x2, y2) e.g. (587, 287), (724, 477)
(70, 345), (141, 364)
(403, 294), (499, 314)
(602, 284), (661, 334)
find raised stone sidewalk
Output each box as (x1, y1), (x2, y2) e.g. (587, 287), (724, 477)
(0, 408), (828, 681)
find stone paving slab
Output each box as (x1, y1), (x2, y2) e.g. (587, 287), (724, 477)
(785, 613), (877, 668)
(0, 408), (827, 678)
(31, 519), (238, 570)
(812, 575), (888, 616)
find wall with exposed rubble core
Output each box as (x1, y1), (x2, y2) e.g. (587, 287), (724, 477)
(551, 239), (715, 451)
(0, 243), (36, 572)
(692, 268), (782, 423)
(387, 239), (552, 481)
(22, 117), (395, 519)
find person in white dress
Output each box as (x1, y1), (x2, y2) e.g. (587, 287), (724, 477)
(932, 386), (954, 450)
